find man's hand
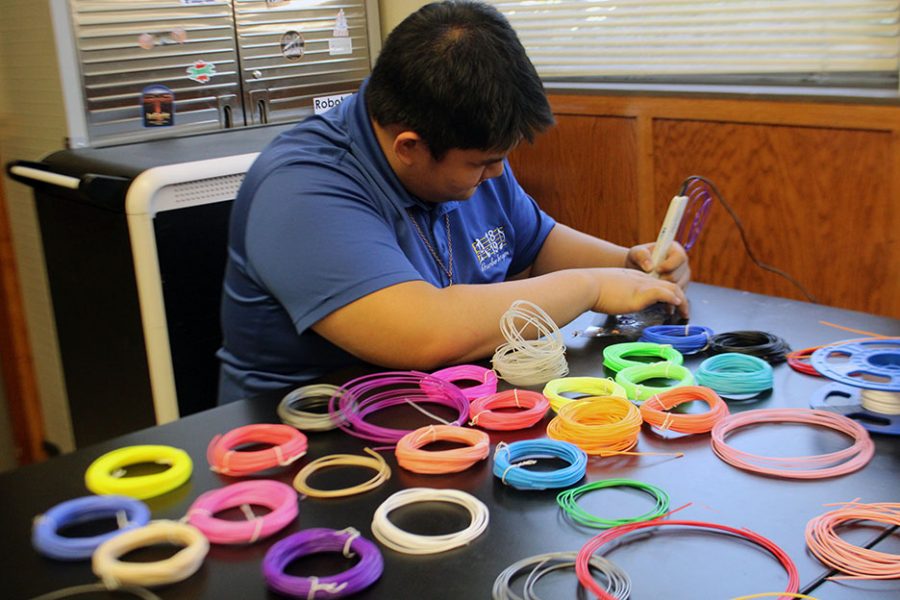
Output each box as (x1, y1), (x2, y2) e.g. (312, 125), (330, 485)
(625, 242), (691, 288)
(591, 268), (689, 317)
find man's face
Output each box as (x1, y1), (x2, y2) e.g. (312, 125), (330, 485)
(411, 147), (507, 202)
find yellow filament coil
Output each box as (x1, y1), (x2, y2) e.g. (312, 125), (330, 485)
(542, 377), (627, 413)
(546, 397), (642, 456)
(85, 445), (192, 500)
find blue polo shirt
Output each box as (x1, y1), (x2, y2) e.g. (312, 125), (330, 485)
(217, 84), (556, 403)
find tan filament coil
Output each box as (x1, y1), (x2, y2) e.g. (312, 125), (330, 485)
(278, 383), (344, 431)
(860, 390), (900, 415)
(292, 448), (391, 498)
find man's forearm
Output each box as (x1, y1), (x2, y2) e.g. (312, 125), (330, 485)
(530, 223), (629, 275)
(313, 270), (601, 370)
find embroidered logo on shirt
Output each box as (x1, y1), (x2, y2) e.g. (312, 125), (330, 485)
(472, 226), (510, 271)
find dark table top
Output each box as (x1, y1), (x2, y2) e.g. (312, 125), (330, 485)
(3, 283), (899, 600)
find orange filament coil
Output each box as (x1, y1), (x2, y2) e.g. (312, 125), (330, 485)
(639, 385), (730, 434)
(805, 501), (900, 579)
(468, 389), (550, 431)
(546, 397), (643, 456)
(395, 425), (490, 474)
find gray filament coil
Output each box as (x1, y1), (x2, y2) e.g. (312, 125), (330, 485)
(492, 551), (630, 600)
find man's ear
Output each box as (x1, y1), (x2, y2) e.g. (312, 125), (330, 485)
(392, 130), (429, 166)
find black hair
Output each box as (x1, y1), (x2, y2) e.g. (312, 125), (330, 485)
(365, 1), (554, 160)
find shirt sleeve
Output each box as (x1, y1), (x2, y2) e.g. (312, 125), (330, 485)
(497, 162), (556, 275)
(244, 164), (423, 334)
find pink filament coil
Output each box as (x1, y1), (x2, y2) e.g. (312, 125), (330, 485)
(207, 424), (308, 476)
(430, 365), (498, 401)
(710, 408), (874, 479)
(187, 480), (298, 544)
(468, 389), (549, 430)
(395, 425), (490, 474)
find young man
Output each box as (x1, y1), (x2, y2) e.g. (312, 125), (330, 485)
(217, 1), (689, 404)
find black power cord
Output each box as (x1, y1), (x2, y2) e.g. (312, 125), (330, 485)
(679, 175), (818, 304)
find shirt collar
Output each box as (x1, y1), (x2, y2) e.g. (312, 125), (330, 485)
(347, 80), (460, 216)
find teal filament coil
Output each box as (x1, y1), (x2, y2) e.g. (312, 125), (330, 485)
(696, 353), (773, 398)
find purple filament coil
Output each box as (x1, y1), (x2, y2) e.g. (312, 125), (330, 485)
(262, 527), (383, 598)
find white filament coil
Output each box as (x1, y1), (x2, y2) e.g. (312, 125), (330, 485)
(370, 488), (489, 555)
(861, 390), (900, 415)
(491, 300), (568, 386)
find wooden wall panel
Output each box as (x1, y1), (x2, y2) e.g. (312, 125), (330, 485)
(653, 120), (895, 316)
(509, 115), (640, 246)
(0, 175), (45, 465)
(509, 93), (900, 319)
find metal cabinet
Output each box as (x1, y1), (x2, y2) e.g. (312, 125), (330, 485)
(51, 0), (379, 148)
(235, 0), (375, 126)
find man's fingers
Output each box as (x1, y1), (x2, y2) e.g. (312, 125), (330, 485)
(633, 246), (653, 272)
(653, 281), (689, 318)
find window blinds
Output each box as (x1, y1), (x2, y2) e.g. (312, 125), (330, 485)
(487, 0), (900, 86)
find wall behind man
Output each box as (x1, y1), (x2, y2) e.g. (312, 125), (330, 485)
(0, 0), (425, 466)
(0, 0), (75, 460)
(0, 368), (13, 472)
(509, 93), (900, 318)
(380, 0), (429, 34)
(2, 1), (896, 469)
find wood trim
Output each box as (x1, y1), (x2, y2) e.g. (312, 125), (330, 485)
(549, 93), (900, 131)
(0, 173), (46, 465)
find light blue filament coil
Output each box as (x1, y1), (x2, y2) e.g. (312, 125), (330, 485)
(492, 439), (587, 491)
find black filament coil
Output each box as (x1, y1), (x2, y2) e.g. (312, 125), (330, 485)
(708, 330), (792, 364)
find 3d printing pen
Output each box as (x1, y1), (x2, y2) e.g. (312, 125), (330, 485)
(649, 194), (688, 277)
(572, 195), (690, 338)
